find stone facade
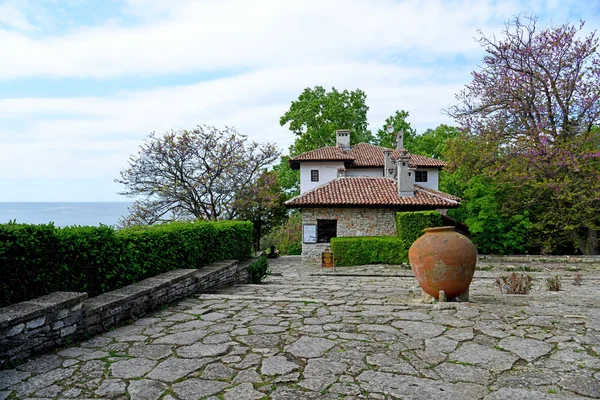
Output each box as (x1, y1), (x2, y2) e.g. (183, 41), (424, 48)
(0, 258), (256, 367)
(301, 208), (397, 261)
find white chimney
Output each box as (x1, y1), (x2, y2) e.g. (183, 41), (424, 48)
(336, 129), (351, 150)
(383, 150), (395, 178)
(397, 150), (415, 196)
(393, 131), (404, 150)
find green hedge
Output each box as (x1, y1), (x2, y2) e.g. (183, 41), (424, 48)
(0, 220), (252, 307)
(331, 236), (408, 266)
(396, 211), (443, 246)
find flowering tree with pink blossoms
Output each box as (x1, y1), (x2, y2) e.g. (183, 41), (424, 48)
(446, 16), (600, 254)
(117, 126), (280, 226)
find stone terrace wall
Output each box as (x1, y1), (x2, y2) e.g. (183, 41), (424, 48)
(301, 208), (397, 262)
(0, 258), (255, 368)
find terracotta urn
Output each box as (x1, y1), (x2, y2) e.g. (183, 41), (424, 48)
(408, 226), (477, 300)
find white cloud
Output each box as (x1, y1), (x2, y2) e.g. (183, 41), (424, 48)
(0, 0), (36, 31)
(0, 0), (596, 201)
(0, 0), (523, 79)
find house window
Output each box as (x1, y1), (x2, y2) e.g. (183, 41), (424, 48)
(317, 219), (337, 243)
(415, 171), (428, 182)
(311, 170), (319, 182)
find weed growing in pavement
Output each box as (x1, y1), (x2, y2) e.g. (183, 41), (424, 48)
(496, 272), (533, 294)
(546, 275), (562, 291)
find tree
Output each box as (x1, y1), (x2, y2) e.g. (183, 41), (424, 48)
(374, 110), (416, 148)
(272, 156), (300, 197)
(447, 176), (535, 254)
(280, 86), (372, 155)
(234, 170), (288, 251)
(407, 124), (460, 160)
(116, 126), (280, 225)
(446, 16), (600, 254)
(276, 86), (373, 194)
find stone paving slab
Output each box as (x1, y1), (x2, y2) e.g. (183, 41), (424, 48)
(0, 256), (599, 399)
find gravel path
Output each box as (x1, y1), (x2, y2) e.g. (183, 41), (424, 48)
(1, 256), (599, 399)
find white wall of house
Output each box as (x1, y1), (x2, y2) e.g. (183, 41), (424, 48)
(345, 168), (384, 178)
(414, 168), (439, 191)
(300, 162), (344, 193)
(299, 162), (441, 193)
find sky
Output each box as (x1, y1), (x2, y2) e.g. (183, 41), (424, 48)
(0, 0), (598, 202)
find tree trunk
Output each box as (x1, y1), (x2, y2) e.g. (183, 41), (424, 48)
(254, 224), (262, 253)
(575, 228), (599, 255)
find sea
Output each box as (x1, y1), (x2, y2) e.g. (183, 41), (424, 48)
(0, 202), (133, 227)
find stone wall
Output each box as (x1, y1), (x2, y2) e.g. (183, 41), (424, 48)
(301, 208), (397, 261)
(0, 258), (255, 368)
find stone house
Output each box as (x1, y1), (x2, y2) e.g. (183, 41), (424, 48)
(284, 129), (460, 260)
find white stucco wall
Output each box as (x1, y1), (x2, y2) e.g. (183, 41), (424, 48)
(414, 168), (439, 191)
(345, 168), (384, 178)
(299, 162), (441, 193)
(300, 162), (344, 193)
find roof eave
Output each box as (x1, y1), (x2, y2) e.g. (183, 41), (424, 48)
(285, 202), (460, 210)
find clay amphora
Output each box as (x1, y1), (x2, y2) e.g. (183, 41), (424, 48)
(408, 226), (477, 299)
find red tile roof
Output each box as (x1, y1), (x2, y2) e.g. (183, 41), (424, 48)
(289, 143), (446, 168)
(290, 145), (355, 162)
(285, 177), (460, 209)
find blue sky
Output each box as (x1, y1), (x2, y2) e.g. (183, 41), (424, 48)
(0, 0), (598, 201)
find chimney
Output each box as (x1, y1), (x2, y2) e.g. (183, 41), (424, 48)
(393, 131), (404, 150)
(397, 150), (415, 197)
(337, 167), (346, 178)
(383, 150), (395, 178)
(336, 129), (351, 150)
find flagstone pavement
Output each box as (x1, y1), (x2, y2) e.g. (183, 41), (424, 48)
(1, 256), (599, 399)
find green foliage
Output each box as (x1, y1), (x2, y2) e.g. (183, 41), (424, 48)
(263, 212), (302, 255)
(331, 236), (408, 266)
(447, 176), (534, 254)
(374, 110), (416, 148)
(276, 86), (373, 193)
(0, 222), (60, 307)
(406, 124), (460, 160)
(446, 17), (600, 254)
(396, 211), (443, 247)
(280, 86), (373, 155)
(248, 256), (270, 284)
(272, 156), (300, 197)
(0, 220), (252, 307)
(234, 170), (288, 251)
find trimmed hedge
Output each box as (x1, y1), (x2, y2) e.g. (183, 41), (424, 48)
(331, 236), (408, 266)
(396, 211), (443, 246)
(0, 220), (252, 307)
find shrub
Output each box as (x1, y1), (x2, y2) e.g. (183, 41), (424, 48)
(248, 255), (270, 283)
(264, 212), (302, 255)
(546, 275), (562, 291)
(0, 220), (253, 307)
(331, 236), (408, 266)
(0, 222), (60, 307)
(396, 211), (443, 247)
(495, 272), (533, 294)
